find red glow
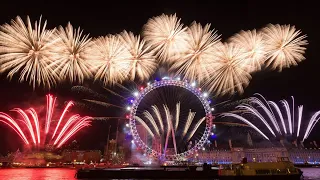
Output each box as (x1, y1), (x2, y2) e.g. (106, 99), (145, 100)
(0, 95), (92, 149)
(126, 115), (129, 119)
(140, 87), (144, 90)
(45, 95), (56, 134)
(51, 101), (74, 139)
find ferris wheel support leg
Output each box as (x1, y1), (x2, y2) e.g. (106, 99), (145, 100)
(171, 122), (177, 155)
(164, 127), (170, 156)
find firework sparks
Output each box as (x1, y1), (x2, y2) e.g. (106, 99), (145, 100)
(52, 23), (94, 83)
(170, 22), (221, 83)
(237, 104), (276, 137)
(12, 108), (37, 144)
(0, 16), (309, 98)
(205, 43), (251, 95)
(0, 94), (91, 148)
(152, 105), (164, 133)
(221, 94), (320, 141)
(175, 102), (180, 131)
(91, 34), (131, 85)
(134, 116), (155, 137)
(229, 29), (267, 72)
(120, 30), (157, 81)
(143, 111), (160, 136)
(220, 113), (269, 140)
(0, 16), (59, 89)
(56, 116), (91, 148)
(45, 95), (56, 134)
(163, 104), (172, 132)
(0, 112), (30, 144)
(303, 111), (320, 141)
(186, 117), (206, 141)
(262, 24), (308, 71)
(143, 14), (189, 63)
(297, 105), (303, 137)
(182, 110), (196, 138)
(136, 103), (205, 144)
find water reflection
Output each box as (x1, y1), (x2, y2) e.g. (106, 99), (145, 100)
(1, 167), (320, 180)
(0, 168), (76, 180)
(301, 168), (320, 180)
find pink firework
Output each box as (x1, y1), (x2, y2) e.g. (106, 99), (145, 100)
(0, 94), (92, 148)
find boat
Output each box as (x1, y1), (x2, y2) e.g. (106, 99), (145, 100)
(75, 157), (303, 179)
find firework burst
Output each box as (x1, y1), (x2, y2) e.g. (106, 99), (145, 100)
(170, 22), (221, 83)
(0, 94), (92, 149)
(120, 30), (158, 81)
(52, 23), (94, 83)
(221, 93), (320, 141)
(134, 102), (206, 155)
(143, 14), (189, 63)
(91, 34), (131, 86)
(229, 29), (267, 72)
(262, 24), (308, 71)
(205, 43), (251, 96)
(0, 16), (58, 89)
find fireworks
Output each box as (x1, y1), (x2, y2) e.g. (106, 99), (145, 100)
(170, 22), (221, 83)
(220, 93), (320, 141)
(91, 34), (132, 85)
(228, 29), (267, 72)
(143, 14), (189, 63)
(120, 30), (157, 81)
(204, 43), (251, 96)
(52, 23), (94, 83)
(0, 16), (58, 89)
(135, 102), (206, 144)
(262, 24), (308, 71)
(0, 94), (92, 149)
(0, 15), (308, 97)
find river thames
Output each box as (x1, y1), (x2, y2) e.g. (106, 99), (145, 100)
(0, 167), (319, 179)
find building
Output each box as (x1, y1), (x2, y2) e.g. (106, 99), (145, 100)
(62, 150), (101, 163)
(104, 139), (117, 161)
(189, 138), (320, 165)
(288, 148), (320, 164)
(194, 147), (288, 164)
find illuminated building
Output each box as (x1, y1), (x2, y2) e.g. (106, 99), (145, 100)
(62, 150), (101, 163)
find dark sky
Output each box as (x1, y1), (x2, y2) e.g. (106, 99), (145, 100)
(0, 1), (319, 154)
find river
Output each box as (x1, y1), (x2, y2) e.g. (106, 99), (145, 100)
(0, 167), (319, 179)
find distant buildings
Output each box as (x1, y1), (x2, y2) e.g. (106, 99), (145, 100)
(62, 150), (101, 163)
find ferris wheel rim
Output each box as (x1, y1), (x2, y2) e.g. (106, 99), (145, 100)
(128, 78), (213, 160)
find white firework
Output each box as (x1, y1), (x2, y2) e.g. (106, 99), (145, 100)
(120, 30), (158, 81)
(221, 93), (320, 141)
(91, 34), (131, 86)
(229, 29), (267, 72)
(205, 43), (251, 96)
(170, 22), (221, 83)
(143, 13), (189, 63)
(0, 16), (58, 89)
(262, 24), (308, 72)
(52, 22), (94, 84)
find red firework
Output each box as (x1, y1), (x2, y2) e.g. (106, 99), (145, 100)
(0, 94), (92, 148)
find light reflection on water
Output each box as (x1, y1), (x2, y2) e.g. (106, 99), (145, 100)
(0, 168), (76, 180)
(301, 168), (320, 180)
(0, 167), (319, 180)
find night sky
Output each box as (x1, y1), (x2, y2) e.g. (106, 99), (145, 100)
(0, 1), (319, 155)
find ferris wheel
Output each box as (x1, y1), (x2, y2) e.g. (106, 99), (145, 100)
(128, 78), (213, 161)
